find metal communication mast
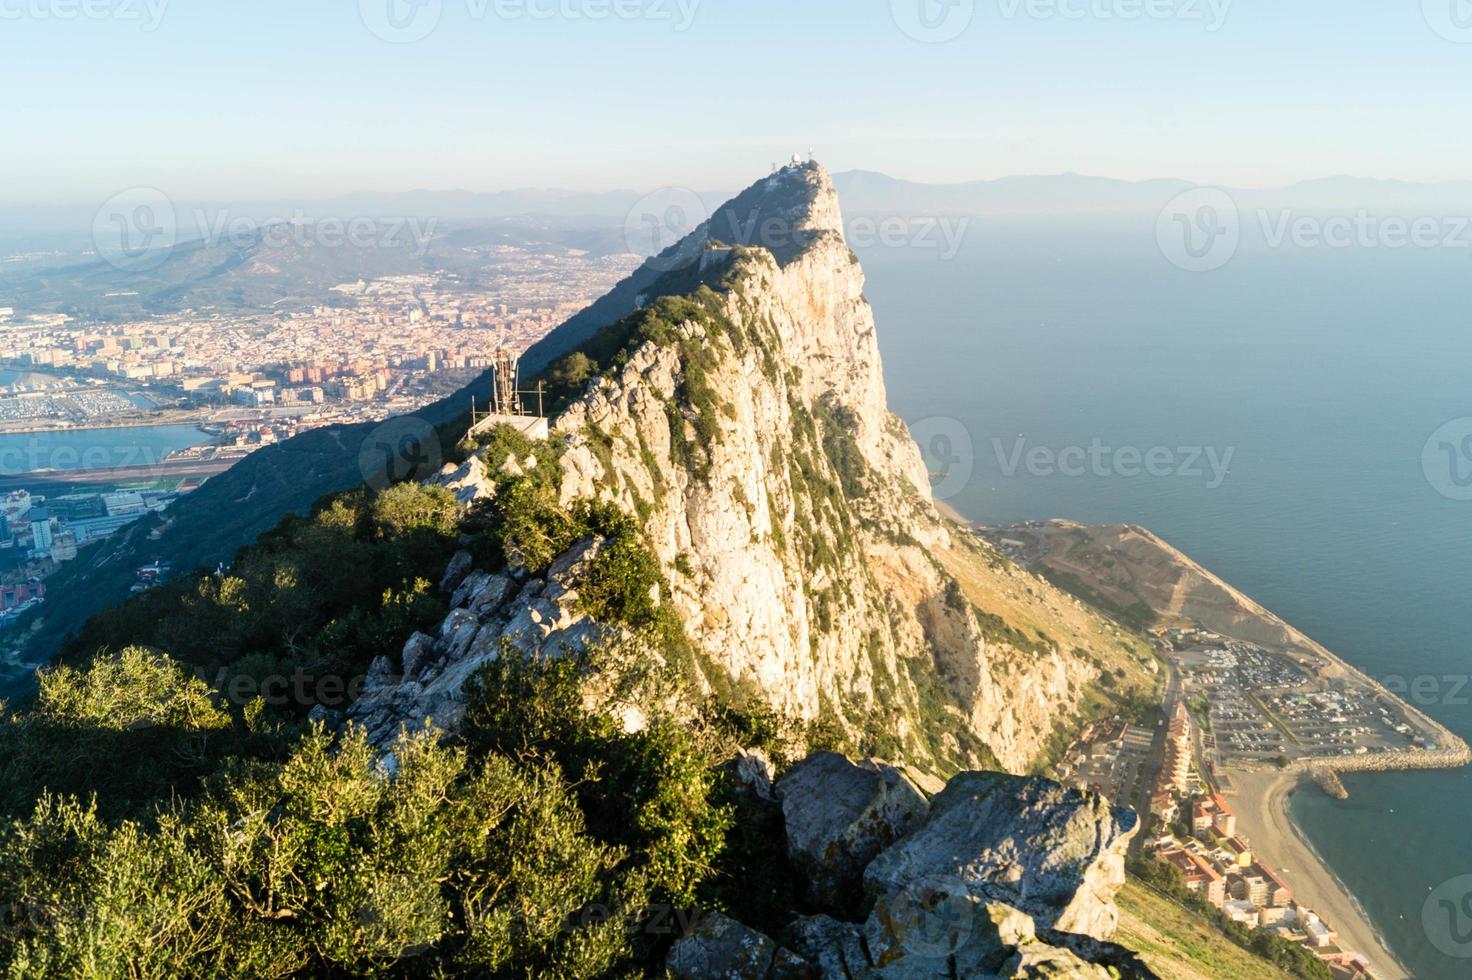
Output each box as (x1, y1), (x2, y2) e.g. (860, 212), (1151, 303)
(491, 348), (521, 417)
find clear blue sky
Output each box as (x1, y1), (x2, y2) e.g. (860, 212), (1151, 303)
(4, 0), (1470, 203)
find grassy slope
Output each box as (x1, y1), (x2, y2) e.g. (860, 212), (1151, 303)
(1115, 880), (1295, 980)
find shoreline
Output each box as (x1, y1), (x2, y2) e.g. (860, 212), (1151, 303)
(1229, 768), (1412, 980)
(0, 416), (211, 437)
(927, 497), (1428, 979)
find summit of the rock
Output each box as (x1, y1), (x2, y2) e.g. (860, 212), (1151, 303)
(348, 162), (1161, 779)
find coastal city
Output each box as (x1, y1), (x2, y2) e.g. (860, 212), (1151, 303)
(0, 242), (638, 626)
(1058, 623), (1462, 980)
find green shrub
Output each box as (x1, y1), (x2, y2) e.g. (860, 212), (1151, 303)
(0, 725), (651, 978)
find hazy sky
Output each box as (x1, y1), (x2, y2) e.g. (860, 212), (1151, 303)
(4, 0), (1471, 203)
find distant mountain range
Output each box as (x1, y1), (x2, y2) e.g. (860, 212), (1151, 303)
(830, 171), (1472, 215)
(0, 218), (631, 321)
(8, 172), (1472, 249)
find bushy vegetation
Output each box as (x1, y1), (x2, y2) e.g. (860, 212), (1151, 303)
(0, 391), (820, 976)
(62, 482), (463, 703)
(0, 647), (274, 823)
(0, 616), (808, 977)
(0, 715), (682, 977)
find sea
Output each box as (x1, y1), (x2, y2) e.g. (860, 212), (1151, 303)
(0, 424), (212, 479)
(858, 214), (1472, 980)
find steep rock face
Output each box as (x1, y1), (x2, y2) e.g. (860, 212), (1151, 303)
(357, 162), (1157, 776)
(540, 163), (1150, 773)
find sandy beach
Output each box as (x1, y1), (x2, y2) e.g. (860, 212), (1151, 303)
(1228, 769), (1412, 980)
(931, 496), (971, 526)
(933, 500), (1422, 978)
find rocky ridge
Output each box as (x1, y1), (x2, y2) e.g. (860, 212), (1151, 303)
(347, 161), (1158, 778)
(665, 751), (1144, 979)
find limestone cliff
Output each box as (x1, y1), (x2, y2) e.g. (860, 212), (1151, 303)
(352, 162), (1159, 777)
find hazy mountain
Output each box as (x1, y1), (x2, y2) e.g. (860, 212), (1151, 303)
(831, 170), (1472, 215)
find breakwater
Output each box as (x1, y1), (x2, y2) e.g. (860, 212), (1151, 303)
(1300, 743), (1472, 801)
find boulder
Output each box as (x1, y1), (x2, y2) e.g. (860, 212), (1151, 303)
(784, 916), (871, 980)
(733, 747), (777, 802)
(863, 875), (1035, 977)
(365, 655), (396, 687)
(465, 573), (515, 619)
(400, 631), (437, 682)
(451, 569), (490, 610)
(862, 773), (1137, 942)
(777, 753), (928, 911)
(1000, 945), (1113, 979)
(431, 454), (496, 505)
(667, 913), (813, 980)
(439, 550), (474, 595)
(438, 609), (482, 662)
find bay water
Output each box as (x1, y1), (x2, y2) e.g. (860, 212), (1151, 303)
(859, 215), (1472, 980)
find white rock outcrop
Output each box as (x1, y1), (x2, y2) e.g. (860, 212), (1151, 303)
(353, 162), (1145, 777)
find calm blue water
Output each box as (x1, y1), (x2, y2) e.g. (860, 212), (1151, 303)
(0, 425), (211, 476)
(860, 216), (1472, 980)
